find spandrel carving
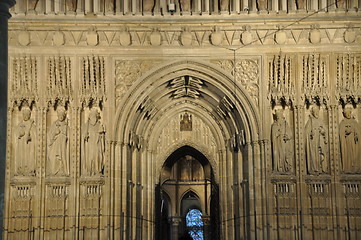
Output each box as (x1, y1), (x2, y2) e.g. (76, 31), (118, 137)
(305, 106), (328, 174)
(271, 110), (294, 173)
(339, 108), (361, 173)
(81, 109), (105, 176)
(14, 106), (36, 176)
(47, 107), (70, 176)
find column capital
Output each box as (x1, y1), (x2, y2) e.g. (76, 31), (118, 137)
(0, 0), (16, 19)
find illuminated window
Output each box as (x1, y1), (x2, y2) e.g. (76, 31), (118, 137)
(186, 209), (204, 240)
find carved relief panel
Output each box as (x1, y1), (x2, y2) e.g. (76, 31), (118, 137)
(212, 58), (260, 106)
(115, 60), (162, 103)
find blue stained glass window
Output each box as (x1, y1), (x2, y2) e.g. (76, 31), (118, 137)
(186, 209), (204, 240)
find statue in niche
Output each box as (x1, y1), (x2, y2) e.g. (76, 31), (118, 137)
(14, 106), (36, 176)
(66, 0), (77, 12)
(271, 110), (293, 173)
(28, 0), (39, 12)
(337, 0), (346, 9)
(296, 0), (306, 10)
(179, 0), (191, 12)
(143, 0), (155, 12)
(220, 0), (229, 12)
(257, 0), (268, 11)
(305, 106), (328, 174)
(180, 113), (192, 131)
(47, 107), (70, 176)
(81, 109), (105, 176)
(105, 0), (115, 12)
(339, 108), (361, 173)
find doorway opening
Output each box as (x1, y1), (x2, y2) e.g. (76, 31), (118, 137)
(155, 146), (219, 240)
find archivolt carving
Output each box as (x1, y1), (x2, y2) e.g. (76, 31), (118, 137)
(80, 56), (106, 104)
(302, 53), (328, 104)
(115, 60), (162, 103)
(10, 56), (38, 103)
(268, 54), (294, 105)
(336, 53), (361, 103)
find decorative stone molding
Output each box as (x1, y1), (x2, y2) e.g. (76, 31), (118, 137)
(47, 56), (72, 104)
(268, 54), (295, 105)
(8, 24), (361, 48)
(301, 53), (329, 105)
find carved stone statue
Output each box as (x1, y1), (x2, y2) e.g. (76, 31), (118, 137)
(296, 0), (306, 10)
(257, 0), (268, 11)
(220, 0), (229, 12)
(81, 109), (105, 176)
(14, 107), (36, 176)
(28, 0), (39, 12)
(66, 0), (77, 12)
(143, 0), (155, 12)
(179, 0), (191, 12)
(271, 110), (293, 173)
(337, 0), (346, 9)
(305, 107), (328, 174)
(105, 0), (115, 12)
(339, 108), (360, 173)
(47, 107), (70, 176)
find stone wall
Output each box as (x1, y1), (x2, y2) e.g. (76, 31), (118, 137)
(4, 5), (361, 240)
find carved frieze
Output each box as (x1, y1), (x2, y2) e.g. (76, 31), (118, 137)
(8, 24), (361, 48)
(268, 54), (295, 105)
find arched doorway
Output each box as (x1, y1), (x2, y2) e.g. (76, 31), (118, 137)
(155, 146), (219, 240)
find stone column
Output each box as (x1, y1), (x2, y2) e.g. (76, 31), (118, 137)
(169, 217), (181, 240)
(0, 0), (15, 238)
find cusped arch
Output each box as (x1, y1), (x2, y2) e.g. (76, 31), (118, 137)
(158, 143), (218, 183)
(114, 59), (261, 145)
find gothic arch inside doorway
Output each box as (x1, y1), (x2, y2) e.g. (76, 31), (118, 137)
(156, 146), (219, 240)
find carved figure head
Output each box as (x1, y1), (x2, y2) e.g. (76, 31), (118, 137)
(343, 108), (352, 119)
(22, 107), (31, 121)
(89, 109), (100, 125)
(57, 107), (67, 122)
(311, 106), (320, 118)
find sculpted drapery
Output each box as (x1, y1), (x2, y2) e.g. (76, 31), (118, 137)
(47, 107), (70, 176)
(15, 107), (36, 176)
(81, 109), (105, 176)
(339, 108), (361, 173)
(305, 107), (328, 174)
(271, 110), (294, 173)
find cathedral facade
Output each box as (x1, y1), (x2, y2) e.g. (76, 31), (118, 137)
(4, 0), (361, 239)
